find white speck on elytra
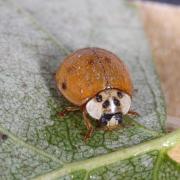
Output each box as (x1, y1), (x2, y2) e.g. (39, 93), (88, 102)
(80, 89), (83, 94)
(78, 54), (81, 58)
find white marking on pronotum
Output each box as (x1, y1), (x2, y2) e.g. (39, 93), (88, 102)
(120, 93), (131, 115)
(86, 98), (102, 119)
(109, 98), (116, 113)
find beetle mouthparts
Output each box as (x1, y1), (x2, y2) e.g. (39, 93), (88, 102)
(100, 112), (123, 125)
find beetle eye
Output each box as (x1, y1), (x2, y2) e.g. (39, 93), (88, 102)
(117, 91), (123, 98)
(96, 94), (102, 102)
(113, 97), (120, 106)
(102, 100), (110, 108)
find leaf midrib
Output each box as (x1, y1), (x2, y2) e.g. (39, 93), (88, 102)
(32, 129), (180, 179)
(1, 122), (180, 180)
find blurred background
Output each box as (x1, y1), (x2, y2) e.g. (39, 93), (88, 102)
(136, 0), (180, 131)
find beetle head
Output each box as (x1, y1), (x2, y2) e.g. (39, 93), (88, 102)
(86, 89), (131, 127)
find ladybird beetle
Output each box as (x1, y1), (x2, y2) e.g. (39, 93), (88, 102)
(55, 47), (138, 141)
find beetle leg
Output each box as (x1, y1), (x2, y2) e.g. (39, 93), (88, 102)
(58, 106), (80, 117)
(82, 109), (94, 142)
(128, 110), (140, 116)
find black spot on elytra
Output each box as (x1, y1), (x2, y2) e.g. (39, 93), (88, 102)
(62, 82), (67, 90)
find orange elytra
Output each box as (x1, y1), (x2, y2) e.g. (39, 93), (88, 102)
(55, 47), (137, 141)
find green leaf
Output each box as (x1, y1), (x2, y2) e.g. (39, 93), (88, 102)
(34, 130), (180, 179)
(0, 0), (178, 179)
(15, 0), (166, 132)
